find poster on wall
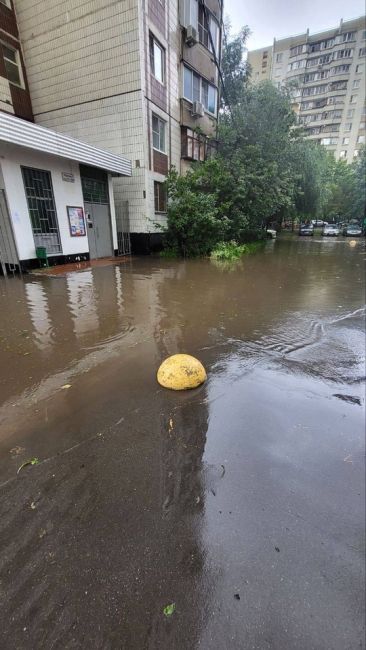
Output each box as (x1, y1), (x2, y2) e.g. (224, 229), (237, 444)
(67, 206), (86, 237)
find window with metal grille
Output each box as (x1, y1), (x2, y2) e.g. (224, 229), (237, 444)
(21, 167), (62, 254)
(81, 178), (109, 203)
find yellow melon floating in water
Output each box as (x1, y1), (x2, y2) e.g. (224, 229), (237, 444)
(157, 354), (207, 390)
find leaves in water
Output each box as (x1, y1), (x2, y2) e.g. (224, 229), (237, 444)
(61, 384), (72, 389)
(163, 603), (176, 617)
(17, 458), (39, 475)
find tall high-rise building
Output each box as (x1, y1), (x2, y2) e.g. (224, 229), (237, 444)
(7, 0), (223, 253)
(247, 16), (366, 164)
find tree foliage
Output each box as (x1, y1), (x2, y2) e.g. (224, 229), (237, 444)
(162, 26), (365, 256)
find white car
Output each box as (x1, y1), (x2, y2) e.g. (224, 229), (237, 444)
(322, 224), (340, 236)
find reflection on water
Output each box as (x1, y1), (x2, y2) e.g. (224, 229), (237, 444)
(24, 282), (53, 351)
(66, 270), (99, 338)
(0, 238), (364, 406)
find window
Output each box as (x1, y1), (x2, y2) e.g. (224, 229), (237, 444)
(22, 167), (62, 254)
(329, 80), (347, 90)
(343, 137), (349, 144)
(276, 52), (283, 63)
(334, 48), (353, 60)
(182, 65), (217, 114)
(356, 64), (364, 73)
(353, 79), (360, 89)
(288, 59), (306, 71)
(347, 108), (355, 118)
(344, 122), (352, 131)
(321, 137), (338, 145)
(357, 135), (365, 144)
(353, 150), (360, 158)
(302, 84), (328, 97)
(359, 47), (366, 57)
(327, 96), (344, 105)
(330, 64), (351, 75)
(362, 107), (366, 115)
(350, 95), (357, 103)
(363, 30), (366, 40)
(150, 35), (164, 83)
(290, 44), (307, 56)
(152, 114), (165, 152)
(339, 150), (347, 158)
(181, 127), (217, 161)
(208, 15), (219, 53)
(322, 123), (340, 133)
(339, 31), (356, 42)
(154, 181), (167, 213)
(263, 51), (268, 59)
(359, 122), (366, 130)
(180, 0), (198, 29)
(2, 45), (22, 86)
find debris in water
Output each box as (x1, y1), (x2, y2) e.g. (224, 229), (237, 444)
(275, 547), (280, 553)
(333, 394), (361, 405)
(17, 458), (39, 475)
(10, 446), (25, 456)
(61, 384), (72, 390)
(163, 603), (176, 617)
(234, 594), (240, 600)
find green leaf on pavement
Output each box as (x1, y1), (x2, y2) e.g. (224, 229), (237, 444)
(163, 603), (176, 617)
(17, 457), (39, 475)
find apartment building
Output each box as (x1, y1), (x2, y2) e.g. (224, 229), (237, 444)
(9, 0), (222, 253)
(247, 17), (366, 163)
(0, 0), (132, 273)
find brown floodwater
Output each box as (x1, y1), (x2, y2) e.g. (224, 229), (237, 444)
(0, 236), (365, 649)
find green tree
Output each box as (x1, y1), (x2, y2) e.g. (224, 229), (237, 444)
(220, 24), (251, 109)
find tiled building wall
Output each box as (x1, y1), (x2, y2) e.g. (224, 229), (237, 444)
(0, 0), (33, 120)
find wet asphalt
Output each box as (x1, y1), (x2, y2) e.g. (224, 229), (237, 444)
(0, 235), (365, 649)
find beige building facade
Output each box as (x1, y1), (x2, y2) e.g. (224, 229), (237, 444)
(12, 0), (222, 252)
(248, 17), (366, 164)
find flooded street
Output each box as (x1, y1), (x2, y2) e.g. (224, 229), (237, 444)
(0, 236), (365, 649)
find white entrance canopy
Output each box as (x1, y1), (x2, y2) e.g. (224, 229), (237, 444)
(0, 112), (131, 177)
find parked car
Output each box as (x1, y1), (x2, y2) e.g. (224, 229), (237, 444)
(299, 223), (314, 236)
(311, 220), (328, 227)
(266, 228), (277, 239)
(345, 223), (363, 237)
(322, 224), (340, 236)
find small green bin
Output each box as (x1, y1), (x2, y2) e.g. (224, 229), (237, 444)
(36, 246), (48, 267)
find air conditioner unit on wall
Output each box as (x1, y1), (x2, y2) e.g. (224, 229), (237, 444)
(191, 101), (204, 117)
(186, 25), (197, 47)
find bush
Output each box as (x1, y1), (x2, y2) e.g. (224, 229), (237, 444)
(164, 169), (226, 257)
(211, 240), (265, 260)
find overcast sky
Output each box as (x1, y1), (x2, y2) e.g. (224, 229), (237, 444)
(224, 0), (366, 50)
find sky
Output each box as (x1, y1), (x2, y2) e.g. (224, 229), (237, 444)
(224, 0), (366, 50)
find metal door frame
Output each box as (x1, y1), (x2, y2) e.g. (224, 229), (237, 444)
(0, 188), (20, 275)
(82, 185), (114, 260)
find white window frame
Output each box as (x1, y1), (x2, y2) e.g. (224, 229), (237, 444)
(353, 79), (360, 89)
(150, 35), (165, 84)
(344, 122), (352, 131)
(152, 114), (166, 153)
(2, 42), (24, 88)
(357, 135), (365, 144)
(339, 150), (347, 158)
(342, 137), (349, 144)
(182, 65), (217, 115)
(180, 0), (198, 29)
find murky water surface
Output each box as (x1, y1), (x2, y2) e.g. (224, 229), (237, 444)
(0, 237), (365, 649)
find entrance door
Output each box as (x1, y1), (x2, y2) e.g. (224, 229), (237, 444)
(85, 202), (113, 260)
